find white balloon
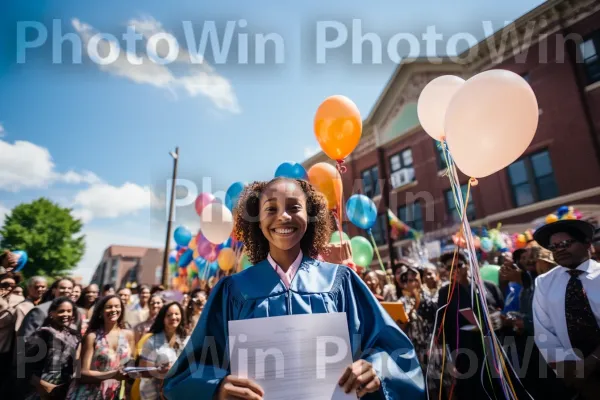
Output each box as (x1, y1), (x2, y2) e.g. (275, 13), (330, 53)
(417, 75), (466, 140)
(199, 203), (233, 245)
(445, 69), (538, 178)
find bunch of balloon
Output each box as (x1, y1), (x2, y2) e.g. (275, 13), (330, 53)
(418, 70), (539, 399)
(545, 205), (582, 225)
(311, 95), (362, 246)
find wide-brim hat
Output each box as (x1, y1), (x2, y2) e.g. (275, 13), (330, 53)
(533, 220), (595, 249)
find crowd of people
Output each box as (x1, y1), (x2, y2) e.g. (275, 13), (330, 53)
(0, 178), (599, 399)
(0, 262), (210, 400)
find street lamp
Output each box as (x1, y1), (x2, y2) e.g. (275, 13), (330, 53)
(162, 147), (179, 288)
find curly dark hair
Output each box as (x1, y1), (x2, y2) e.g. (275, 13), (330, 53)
(234, 177), (331, 265)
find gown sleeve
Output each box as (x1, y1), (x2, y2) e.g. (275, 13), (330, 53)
(162, 277), (235, 400)
(344, 268), (425, 400)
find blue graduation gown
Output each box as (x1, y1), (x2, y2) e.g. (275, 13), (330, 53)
(163, 257), (425, 399)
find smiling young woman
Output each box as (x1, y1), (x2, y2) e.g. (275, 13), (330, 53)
(163, 177), (425, 400)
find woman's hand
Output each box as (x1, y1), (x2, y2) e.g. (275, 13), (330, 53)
(216, 375), (264, 400)
(338, 360), (381, 397)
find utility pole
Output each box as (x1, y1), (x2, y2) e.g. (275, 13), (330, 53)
(162, 147), (179, 288)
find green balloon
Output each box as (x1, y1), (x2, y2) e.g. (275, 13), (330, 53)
(480, 264), (500, 285)
(330, 231), (350, 243)
(241, 253), (253, 270)
(350, 236), (374, 268)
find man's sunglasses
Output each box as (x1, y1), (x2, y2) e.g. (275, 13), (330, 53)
(0, 282), (16, 289)
(547, 239), (576, 252)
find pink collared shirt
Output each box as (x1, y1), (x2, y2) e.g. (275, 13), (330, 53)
(267, 251), (303, 289)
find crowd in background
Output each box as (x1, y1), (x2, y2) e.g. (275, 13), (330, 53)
(0, 221), (599, 399)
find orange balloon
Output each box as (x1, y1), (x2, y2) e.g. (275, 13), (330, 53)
(218, 248), (236, 271)
(307, 163), (343, 210)
(314, 95), (362, 161)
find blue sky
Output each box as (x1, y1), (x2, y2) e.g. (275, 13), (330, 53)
(0, 0), (545, 282)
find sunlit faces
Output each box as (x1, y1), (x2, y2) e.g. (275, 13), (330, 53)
(32, 280), (47, 299)
(549, 232), (589, 267)
(259, 180), (308, 251)
(71, 285), (81, 302)
(55, 279), (74, 298)
(149, 296), (165, 316)
(85, 284), (99, 304)
(140, 288), (151, 304)
(423, 267), (439, 289)
(103, 297), (122, 323)
(118, 288), (131, 305)
(165, 304), (182, 330)
(364, 272), (380, 293)
(52, 301), (74, 327)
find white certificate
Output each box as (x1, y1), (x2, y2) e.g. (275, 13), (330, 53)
(228, 312), (357, 400)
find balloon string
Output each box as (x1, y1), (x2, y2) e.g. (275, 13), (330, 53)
(336, 159), (347, 174)
(368, 229), (386, 276)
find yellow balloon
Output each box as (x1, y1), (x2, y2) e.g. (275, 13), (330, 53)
(193, 248), (200, 259)
(188, 235), (198, 251)
(545, 214), (558, 224)
(218, 248), (236, 271)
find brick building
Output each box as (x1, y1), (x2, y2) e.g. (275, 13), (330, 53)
(90, 245), (164, 289)
(303, 0), (600, 266)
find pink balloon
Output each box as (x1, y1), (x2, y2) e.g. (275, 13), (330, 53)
(195, 193), (216, 216)
(445, 70), (538, 178)
(197, 238), (214, 258)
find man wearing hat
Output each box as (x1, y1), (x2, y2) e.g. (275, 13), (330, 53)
(532, 219), (600, 398)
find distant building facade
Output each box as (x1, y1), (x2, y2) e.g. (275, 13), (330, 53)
(303, 0), (600, 265)
(90, 245), (164, 288)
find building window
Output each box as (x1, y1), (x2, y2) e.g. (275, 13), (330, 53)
(398, 202), (424, 231)
(507, 150), (558, 207)
(434, 140), (448, 170)
(445, 184), (476, 223)
(580, 32), (600, 85)
(389, 148), (415, 189)
(361, 166), (380, 198)
(369, 214), (388, 246)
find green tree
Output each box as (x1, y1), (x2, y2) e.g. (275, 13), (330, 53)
(0, 198), (85, 279)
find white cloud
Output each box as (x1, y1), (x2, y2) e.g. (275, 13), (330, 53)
(60, 170), (102, 185)
(0, 202), (9, 226)
(0, 139), (104, 192)
(303, 146), (321, 159)
(73, 226), (163, 283)
(72, 182), (160, 223)
(71, 17), (240, 113)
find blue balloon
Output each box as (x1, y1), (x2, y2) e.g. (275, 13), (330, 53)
(178, 249), (194, 268)
(218, 237), (232, 250)
(225, 182), (245, 211)
(194, 257), (208, 275)
(12, 250), (28, 272)
(557, 205), (569, 218)
(173, 226), (192, 247)
(346, 194), (377, 230)
(274, 162), (308, 180)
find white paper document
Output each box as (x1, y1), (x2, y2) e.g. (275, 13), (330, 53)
(228, 312), (357, 400)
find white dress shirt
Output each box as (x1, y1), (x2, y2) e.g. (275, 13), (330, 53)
(267, 251), (303, 289)
(533, 259), (600, 363)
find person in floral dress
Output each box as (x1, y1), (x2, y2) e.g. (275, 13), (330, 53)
(67, 295), (134, 400)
